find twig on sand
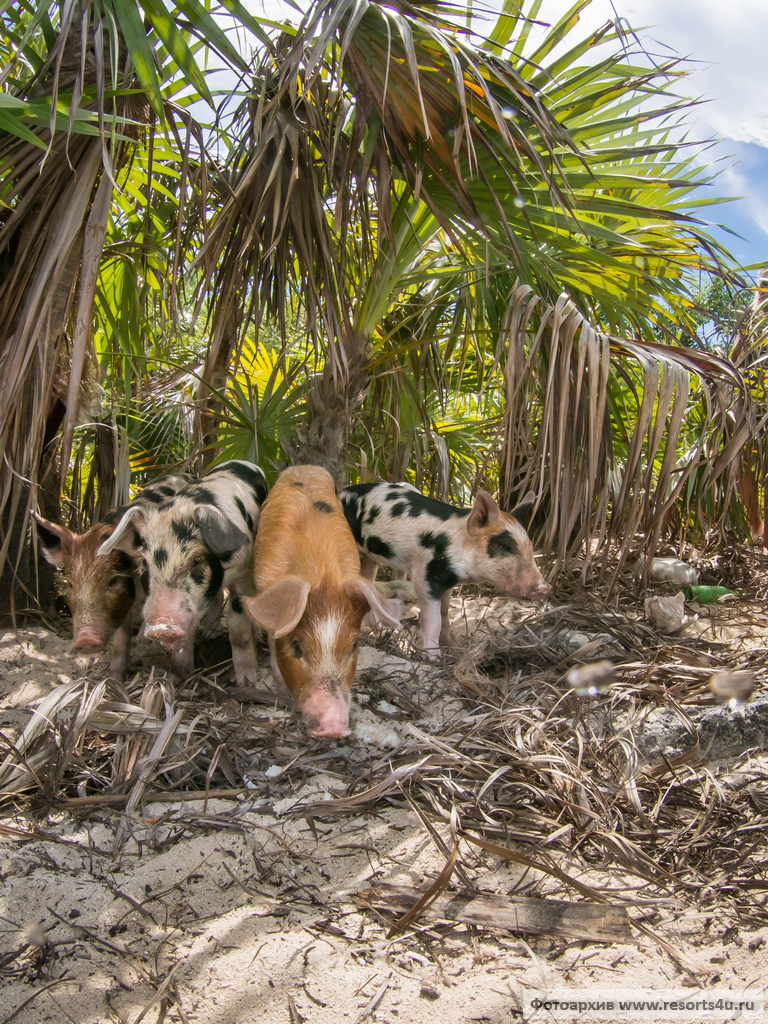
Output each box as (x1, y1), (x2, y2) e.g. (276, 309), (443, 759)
(131, 964), (178, 1024)
(354, 972), (392, 1023)
(0, 977), (74, 1024)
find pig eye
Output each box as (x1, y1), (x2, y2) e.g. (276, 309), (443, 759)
(290, 638), (303, 659)
(487, 531), (520, 558)
(108, 576), (122, 588)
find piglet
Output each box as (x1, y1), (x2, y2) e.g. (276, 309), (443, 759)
(340, 483), (551, 658)
(33, 473), (196, 678)
(98, 461), (266, 684)
(244, 465), (401, 739)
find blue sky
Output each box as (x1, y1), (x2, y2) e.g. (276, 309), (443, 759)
(537, 0), (768, 268)
(708, 142), (768, 265)
(249, 0), (768, 269)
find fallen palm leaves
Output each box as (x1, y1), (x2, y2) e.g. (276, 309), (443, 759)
(1, 562), (767, 969)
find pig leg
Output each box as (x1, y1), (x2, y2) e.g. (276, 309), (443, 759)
(359, 553), (378, 580)
(108, 611), (133, 680)
(228, 594), (259, 686)
(360, 555), (379, 630)
(200, 589), (224, 637)
(170, 630), (196, 681)
(439, 590), (453, 648)
(415, 584), (443, 659)
(267, 636), (290, 697)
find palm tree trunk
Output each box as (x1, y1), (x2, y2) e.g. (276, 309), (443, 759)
(293, 333), (369, 489)
(196, 309), (238, 471)
(0, 225), (85, 622)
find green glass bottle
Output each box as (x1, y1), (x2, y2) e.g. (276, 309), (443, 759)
(683, 585), (733, 603)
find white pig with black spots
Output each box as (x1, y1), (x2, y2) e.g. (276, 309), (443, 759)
(98, 460), (267, 683)
(340, 483), (551, 657)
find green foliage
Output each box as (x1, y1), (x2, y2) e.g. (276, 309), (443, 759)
(653, 277), (753, 352)
(213, 342), (306, 486)
(694, 279), (753, 351)
(1, 0), (766, 592)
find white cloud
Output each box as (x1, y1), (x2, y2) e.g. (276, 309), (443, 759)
(708, 117), (768, 150)
(538, 0), (768, 149)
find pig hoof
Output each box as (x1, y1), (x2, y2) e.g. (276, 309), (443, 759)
(234, 670), (260, 688)
(420, 647), (441, 661)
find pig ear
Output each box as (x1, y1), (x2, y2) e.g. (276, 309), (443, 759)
(466, 490), (502, 536)
(195, 505), (250, 557)
(97, 506), (145, 556)
(31, 512), (71, 566)
(244, 577), (311, 638)
(509, 493), (536, 529)
(346, 577), (402, 630)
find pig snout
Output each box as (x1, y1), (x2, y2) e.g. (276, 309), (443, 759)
(143, 587), (193, 646)
(529, 579), (552, 602)
(299, 684), (351, 739)
(144, 622), (186, 647)
(72, 627), (106, 654)
(501, 573), (552, 602)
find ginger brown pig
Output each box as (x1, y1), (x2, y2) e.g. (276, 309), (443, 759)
(244, 465), (401, 739)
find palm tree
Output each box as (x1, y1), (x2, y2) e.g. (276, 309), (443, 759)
(0, 0), (762, 619)
(198, 0), (757, 572)
(0, 0), (263, 616)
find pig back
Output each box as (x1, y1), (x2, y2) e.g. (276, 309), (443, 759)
(254, 465), (360, 589)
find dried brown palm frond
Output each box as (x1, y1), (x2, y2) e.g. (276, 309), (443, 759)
(499, 286), (761, 583)
(0, 0), (263, 611)
(726, 269), (768, 547)
(0, 675), (208, 805)
(0, 129), (109, 607)
(0, 678), (105, 796)
(3, 582), (768, 936)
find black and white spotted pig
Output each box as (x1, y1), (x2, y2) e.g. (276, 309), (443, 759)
(340, 483), (552, 657)
(98, 461), (267, 683)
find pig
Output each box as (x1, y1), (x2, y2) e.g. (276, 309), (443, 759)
(243, 465), (401, 739)
(32, 473), (196, 679)
(97, 461), (267, 684)
(339, 483), (552, 657)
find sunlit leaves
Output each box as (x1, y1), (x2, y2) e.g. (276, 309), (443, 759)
(214, 342), (306, 483)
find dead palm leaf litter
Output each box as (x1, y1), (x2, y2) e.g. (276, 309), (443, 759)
(1, 545), (767, 987)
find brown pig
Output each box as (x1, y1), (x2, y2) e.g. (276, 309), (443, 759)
(244, 466), (401, 739)
(33, 473), (195, 678)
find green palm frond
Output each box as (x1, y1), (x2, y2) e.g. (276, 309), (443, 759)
(213, 343), (307, 483)
(0, 0), (764, 607)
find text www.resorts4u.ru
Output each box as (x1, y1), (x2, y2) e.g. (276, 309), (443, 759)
(523, 989), (763, 1019)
